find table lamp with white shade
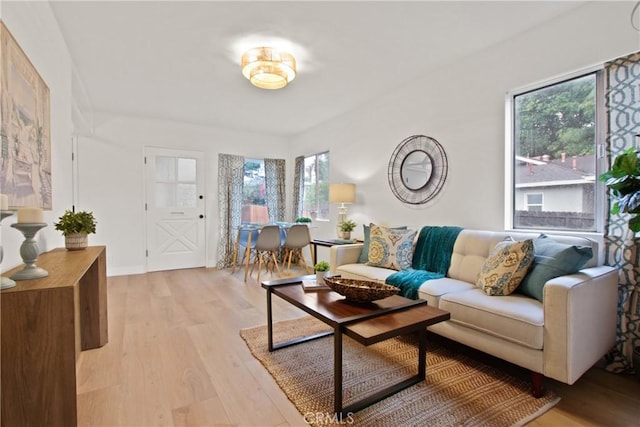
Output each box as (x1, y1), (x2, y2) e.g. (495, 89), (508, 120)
(329, 183), (356, 238)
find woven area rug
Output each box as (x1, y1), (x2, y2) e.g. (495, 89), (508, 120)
(240, 316), (560, 427)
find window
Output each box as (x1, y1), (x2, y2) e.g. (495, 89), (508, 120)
(242, 158), (267, 223)
(302, 152), (329, 220)
(154, 156), (197, 208)
(525, 193), (543, 212)
(507, 70), (605, 232)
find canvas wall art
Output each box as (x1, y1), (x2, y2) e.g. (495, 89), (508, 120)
(0, 21), (51, 209)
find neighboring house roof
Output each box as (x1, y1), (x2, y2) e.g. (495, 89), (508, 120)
(549, 155), (595, 174)
(516, 155), (595, 187)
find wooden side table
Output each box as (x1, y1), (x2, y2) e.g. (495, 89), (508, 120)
(1, 246), (108, 426)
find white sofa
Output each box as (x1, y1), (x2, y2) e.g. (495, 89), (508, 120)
(330, 229), (618, 396)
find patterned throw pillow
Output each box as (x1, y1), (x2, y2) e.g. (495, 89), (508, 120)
(358, 223), (408, 263)
(366, 224), (417, 270)
(478, 238), (534, 296)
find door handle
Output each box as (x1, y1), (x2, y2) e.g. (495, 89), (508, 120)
(199, 214), (204, 219)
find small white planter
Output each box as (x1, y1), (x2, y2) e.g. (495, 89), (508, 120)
(65, 233), (88, 251)
(316, 271), (326, 285)
(338, 231), (351, 240)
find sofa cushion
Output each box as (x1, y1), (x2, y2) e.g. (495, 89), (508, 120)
(448, 230), (515, 284)
(477, 238), (534, 296)
(439, 288), (544, 349)
(417, 277), (476, 307)
(358, 223), (407, 263)
(367, 225), (417, 270)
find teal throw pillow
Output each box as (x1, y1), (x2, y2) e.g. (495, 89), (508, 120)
(358, 223), (407, 263)
(518, 234), (593, 301)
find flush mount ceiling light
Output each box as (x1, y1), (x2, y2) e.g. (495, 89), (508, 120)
(241, 46), (296, 90)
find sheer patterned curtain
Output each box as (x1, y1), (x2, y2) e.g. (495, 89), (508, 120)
(264, 158), (286, 222)
(217, 153), (244, 268)
(292, 156), (305, 220)
(603, 51), (640, 372)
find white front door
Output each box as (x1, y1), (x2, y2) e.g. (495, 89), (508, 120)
(144, 147), (206, 272)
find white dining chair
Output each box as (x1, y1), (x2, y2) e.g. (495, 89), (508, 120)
(283, 224), (313, 273)
(250, 225), (282, 283)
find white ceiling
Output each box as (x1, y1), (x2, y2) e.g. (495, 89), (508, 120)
(49, 1), (585, 137)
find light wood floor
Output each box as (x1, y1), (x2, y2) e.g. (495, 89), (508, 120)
(76, 266), (640, 426)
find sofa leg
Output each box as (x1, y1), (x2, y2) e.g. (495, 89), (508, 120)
(531, 372), (545, 398)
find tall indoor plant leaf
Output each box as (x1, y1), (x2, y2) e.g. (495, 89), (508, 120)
(599, 148), (640, 232)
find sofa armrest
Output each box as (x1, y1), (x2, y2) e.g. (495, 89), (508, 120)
(329, 243), (364, 275)
(543, 265), (618, 384)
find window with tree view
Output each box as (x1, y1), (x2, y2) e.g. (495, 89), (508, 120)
(242, 159), (267, 223)
(511, 72), (603, 232)
(302, 152), (329, 220)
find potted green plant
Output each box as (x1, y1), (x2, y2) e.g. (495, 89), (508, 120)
(314, 261), (330, 284)
(54, 210), (97, 250)
(295, 216), (312, 223)
(599, 148), (640, 232)
(338, 219), (357, 240)
(599, 148), (640, 370)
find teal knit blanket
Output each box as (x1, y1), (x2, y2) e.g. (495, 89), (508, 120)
(385, 226), (463, 299)
(386, 269), (444, 299)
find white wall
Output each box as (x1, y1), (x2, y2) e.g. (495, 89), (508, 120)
(77, 115), (289, 275)
(3, 2), (637, 274)
(1, 2), (74, 273)
(2, 2), (291, 276)
(289, 2), (639, 243)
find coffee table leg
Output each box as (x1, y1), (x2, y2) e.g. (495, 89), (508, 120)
(266, 286), (334, 352)
(334, 326), (343, 418)
(418, 327), (427, 378)
(339, 327), (430, 417)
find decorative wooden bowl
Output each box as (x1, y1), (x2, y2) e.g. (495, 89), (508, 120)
(323, 277), (400, 303)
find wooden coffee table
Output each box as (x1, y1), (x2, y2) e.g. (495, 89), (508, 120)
(261, 275), (450, 418)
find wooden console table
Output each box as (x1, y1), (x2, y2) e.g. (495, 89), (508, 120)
(1, 246), (108, 427)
